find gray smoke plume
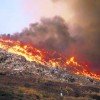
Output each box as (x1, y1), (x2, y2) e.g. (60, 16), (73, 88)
(10, 16), (74, 52)
(51, 0), (100, 71)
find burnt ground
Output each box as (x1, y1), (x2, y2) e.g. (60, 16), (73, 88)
(0, 49), (100, 100)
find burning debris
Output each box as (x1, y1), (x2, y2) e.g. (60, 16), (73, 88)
(0, 38), (100, 80)
(0, 48), (100, 85)
(0, 0), (100, 99)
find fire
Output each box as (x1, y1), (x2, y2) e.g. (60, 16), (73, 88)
(0, 38), (100, 80)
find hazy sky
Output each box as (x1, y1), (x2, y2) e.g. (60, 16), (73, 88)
(0, 0), (74, 34)
(0, 0), (32, 34)
(0, 0), (100, 35)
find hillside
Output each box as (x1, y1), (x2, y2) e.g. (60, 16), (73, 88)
(0, 49), (100, 100)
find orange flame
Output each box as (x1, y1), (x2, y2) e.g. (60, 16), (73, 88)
(0, 38), (100, 80)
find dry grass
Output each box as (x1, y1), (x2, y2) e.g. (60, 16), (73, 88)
(18, 86), (42, 96)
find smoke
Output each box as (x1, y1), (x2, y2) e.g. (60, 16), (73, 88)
(10, 16), (74, 52)
(23, 0), (100, 70)
(74, 0), (100, 69)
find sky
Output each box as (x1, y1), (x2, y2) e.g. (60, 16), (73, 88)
(0, 0), (74, 34)
(0, 0), (100, 35)
(0, 0), (32, 34)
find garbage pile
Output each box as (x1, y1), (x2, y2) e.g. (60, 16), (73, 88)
(0, 49), (100, 86)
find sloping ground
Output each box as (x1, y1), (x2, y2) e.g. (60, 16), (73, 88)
(0, 49), (100, 100)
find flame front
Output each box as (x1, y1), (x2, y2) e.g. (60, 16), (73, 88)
(0, 38), (100, 80)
